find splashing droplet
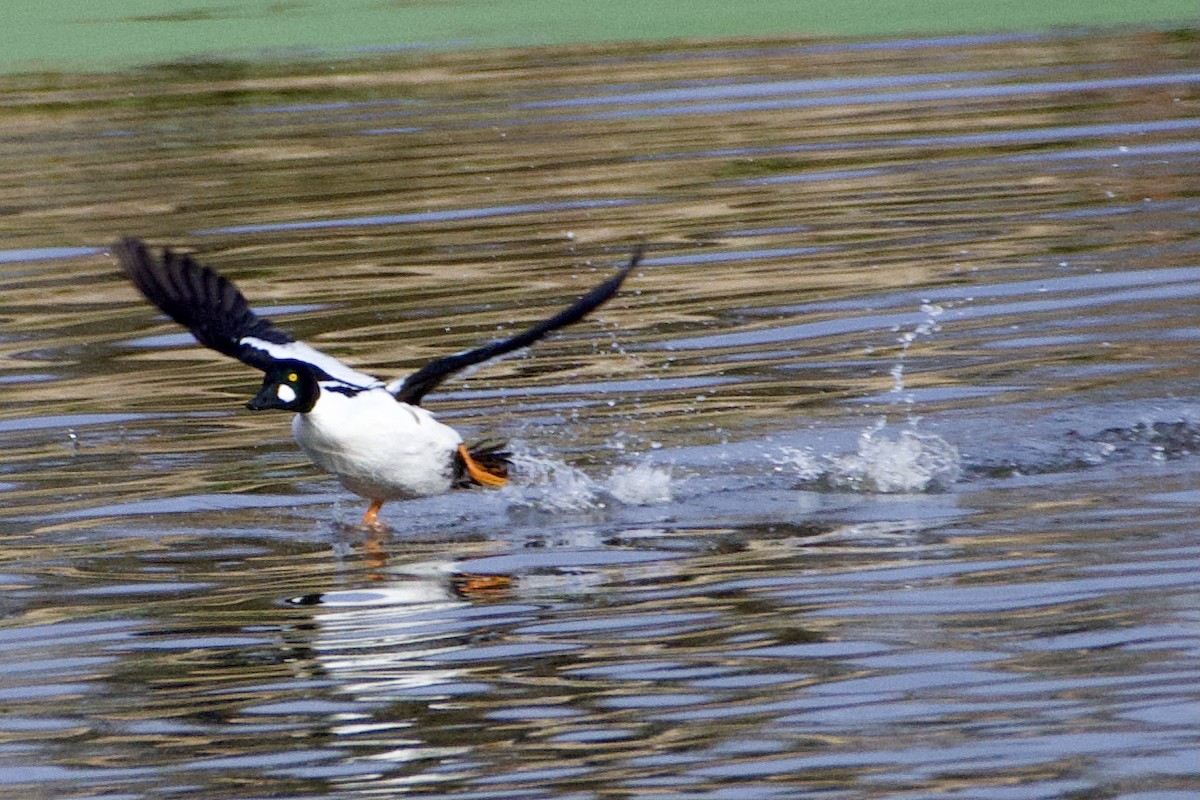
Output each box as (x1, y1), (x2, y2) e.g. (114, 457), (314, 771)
(829, 428), (961, 493)
(607, 463), (673, 506)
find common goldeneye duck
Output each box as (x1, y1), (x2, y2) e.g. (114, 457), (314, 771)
(114, 237), (641, 527)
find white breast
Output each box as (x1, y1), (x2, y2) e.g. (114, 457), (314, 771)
(291, 387), (463, 500)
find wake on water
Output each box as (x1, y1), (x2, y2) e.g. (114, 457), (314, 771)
(498, 413), (962, 519)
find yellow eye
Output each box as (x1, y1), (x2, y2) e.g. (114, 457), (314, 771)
(287, 372), (299, 383)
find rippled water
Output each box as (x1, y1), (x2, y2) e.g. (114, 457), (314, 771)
(1, 29), (1199, 799)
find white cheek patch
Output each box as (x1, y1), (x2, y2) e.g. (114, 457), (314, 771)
(276, 384), (298, 404)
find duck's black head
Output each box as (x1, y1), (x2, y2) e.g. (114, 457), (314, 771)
(248, 361), (319, 413)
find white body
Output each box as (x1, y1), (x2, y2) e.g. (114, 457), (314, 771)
(292, 387), (463, 500)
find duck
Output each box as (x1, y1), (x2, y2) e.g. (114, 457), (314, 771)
(114, 237), (640, 526)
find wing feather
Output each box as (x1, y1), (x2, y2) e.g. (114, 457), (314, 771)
(115, 236), (378, 387)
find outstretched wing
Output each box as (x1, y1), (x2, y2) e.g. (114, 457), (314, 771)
(115, 236), (379, 388)
(388, 245), (643, 406)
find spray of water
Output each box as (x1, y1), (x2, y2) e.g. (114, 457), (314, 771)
(890, 301), (945, 422)
(607, 463), (673, 505)
(777, 302), (961, 494)
(503, 444), (674, 511)
(828, 424), (961, 493)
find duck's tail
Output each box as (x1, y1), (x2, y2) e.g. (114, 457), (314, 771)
(454, 440), (510, 488)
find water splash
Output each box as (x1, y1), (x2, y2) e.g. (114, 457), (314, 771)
(890, 301), (945, 420)
(503, 446), (674, 511)
(607, 463), (673, 505)
(506, 447), (605, 512)
(775, 445), (826, 482)
(800, 300), (960, 493)
(779, 422), (961, 494)
(827, 422), (962, 493)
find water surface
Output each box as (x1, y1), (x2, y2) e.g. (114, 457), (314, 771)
(1, 28), (1199, 799)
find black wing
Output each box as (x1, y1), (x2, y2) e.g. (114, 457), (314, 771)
(389, 245), (643, 406)
(116, 237), (381, 387)
(115, 236), (292, 372)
